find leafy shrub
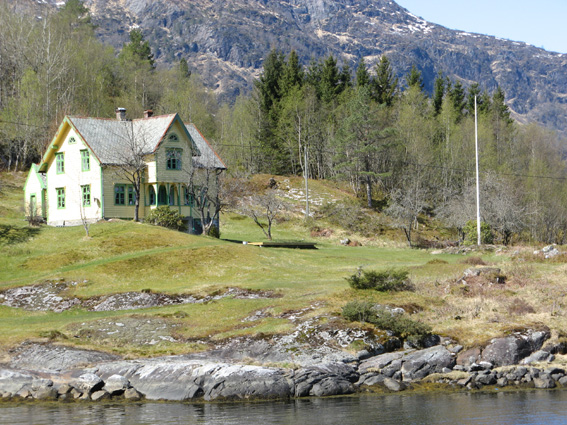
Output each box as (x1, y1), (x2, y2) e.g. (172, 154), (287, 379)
(341, 300), (376, 322)
(342, 302), (432, 343)
(463, 220), (494, 245)
(460, 256), (487, 265)
(370, 307), (431, 340)
(145, 206), (187, 231)
(346, 268), (414, 292)
(208, 225), (220, 238)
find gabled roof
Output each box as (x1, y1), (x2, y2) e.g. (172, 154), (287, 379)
(24, 163), (47, 191)
(68, 114), (178, 165)
(186, 123), (227, 170)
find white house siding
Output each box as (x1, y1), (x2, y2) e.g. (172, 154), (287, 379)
(46, 129), (102, 226)
(23, 165), (45, 218)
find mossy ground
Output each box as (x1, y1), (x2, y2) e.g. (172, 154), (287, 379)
(2, 171), (567, 357)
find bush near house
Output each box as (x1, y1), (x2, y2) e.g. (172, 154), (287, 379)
(145, 206), (187, 231)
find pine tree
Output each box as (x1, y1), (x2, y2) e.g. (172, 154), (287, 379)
(355, 57), (370, 88)
(405, 65), (424, 91)
(432, 71), (445, 116)
(120, 29), (155, 68)
(373, 56), (398, 106)
(179, 58), (191, 79)
(280, 50), (303, 96)
(448, 80), (466, 121)
(320, 55), (340, 103)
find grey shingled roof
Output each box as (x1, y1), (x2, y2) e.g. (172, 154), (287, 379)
(187, 123), (227, 170)
(68, 115), (176, 164)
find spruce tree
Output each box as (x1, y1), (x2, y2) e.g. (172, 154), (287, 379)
(320, 55), (340, 103)
(432, 71), (445, 116)
(355, 57), (370, 88)
(373, 56), (398, 106)
(405, 65), (424, 91)
(120, 29), (155, 68)
(448, 80), (466, 121)
(280, 50), (303, 96)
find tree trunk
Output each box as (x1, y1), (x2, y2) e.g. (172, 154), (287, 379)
(366, 175), (372, 208)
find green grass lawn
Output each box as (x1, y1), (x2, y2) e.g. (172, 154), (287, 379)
(2, 171), (566, 357)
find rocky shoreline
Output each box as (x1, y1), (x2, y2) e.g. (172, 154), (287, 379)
(1, 327), (565, 403)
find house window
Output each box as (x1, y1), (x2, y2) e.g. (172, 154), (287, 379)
(168, 133), (178, 142)
(148, 186), (156, 205)
(56, 187), (65, 209)
(69, 137), (76, 144)
(81, 150), (90, 171)
(81, 185), (91, 207)
(128, 186), (136, 205)
(166, 148), (182, 170)
(114, 184), (126, 205)
(184, 187), (193, 206)
(55, 153), (64, 174)
(158, 185), (167, 205)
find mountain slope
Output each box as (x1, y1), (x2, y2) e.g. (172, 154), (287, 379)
(14, 0), (567, 135)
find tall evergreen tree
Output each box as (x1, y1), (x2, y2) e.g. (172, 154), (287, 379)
(120, 29), (155, 68)
(280, 50), (303, 96)
(373, 56), (398, 106)
(405, 65), (424, 91)
(320, 55), (340, 103)
(448, 80), (466, 121)
(355, 57), (370, 88)
(432, 71), (446, 116)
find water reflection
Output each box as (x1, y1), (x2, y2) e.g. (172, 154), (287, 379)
(2, 391), (567, 425)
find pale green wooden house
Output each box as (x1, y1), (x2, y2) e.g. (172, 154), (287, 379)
(24, 109), (226, 232)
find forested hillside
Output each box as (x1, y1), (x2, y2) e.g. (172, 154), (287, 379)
(11, 0), (567, 136)
(1, 1), (567, 246)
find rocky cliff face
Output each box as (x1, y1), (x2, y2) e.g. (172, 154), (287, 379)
(13, 0), (567, 135)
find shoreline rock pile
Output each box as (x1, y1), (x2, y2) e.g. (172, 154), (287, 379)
(1, 326), (565, 403)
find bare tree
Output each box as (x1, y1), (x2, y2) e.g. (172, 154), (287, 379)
(385, 167), (430, 247)
(185, 164), (224, 235)
(438, 173), (525, 245)
(239, 190), (287, 241)
(109, 120), (150, 222)
(78, 185), (90, 238)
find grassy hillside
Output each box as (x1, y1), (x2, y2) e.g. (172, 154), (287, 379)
(1, 171), (566, 358)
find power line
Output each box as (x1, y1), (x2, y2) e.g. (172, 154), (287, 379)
(403, 161), (567, 182)
(0, 120), (50, 129)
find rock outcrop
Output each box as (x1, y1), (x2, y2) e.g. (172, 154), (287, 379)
(0, 327), (559, 402)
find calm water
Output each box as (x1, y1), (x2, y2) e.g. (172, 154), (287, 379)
(2, 390), (567, 425)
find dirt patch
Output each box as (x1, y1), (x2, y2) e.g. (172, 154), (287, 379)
(0, 282), (282, 313)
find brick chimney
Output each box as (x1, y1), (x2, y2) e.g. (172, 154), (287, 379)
(115, 107), (126, 121)
(144, 109), (154, 119)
